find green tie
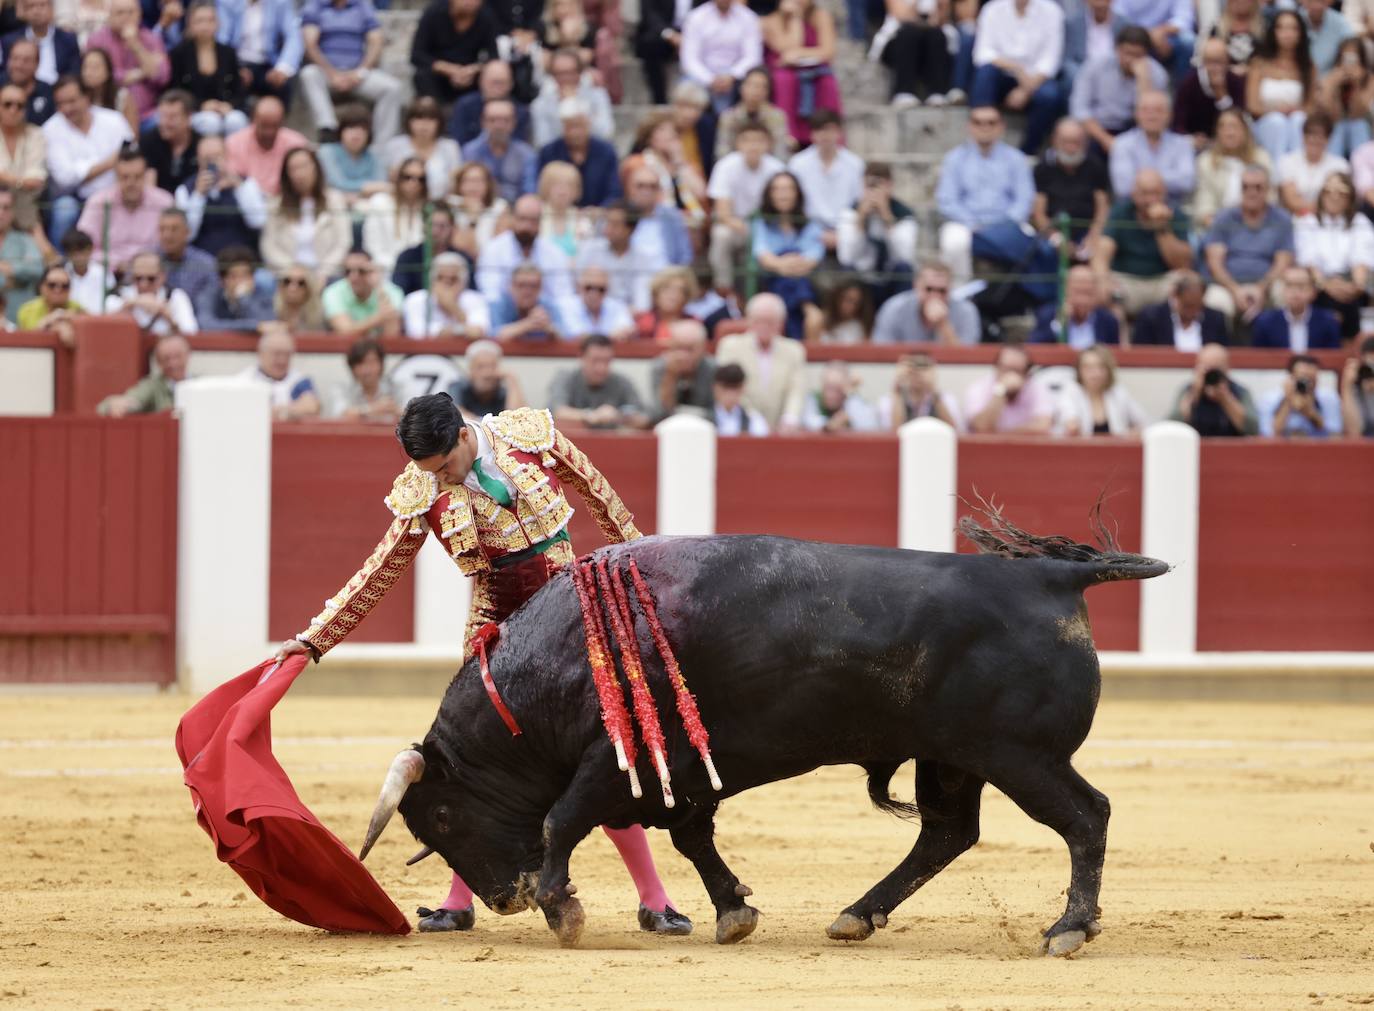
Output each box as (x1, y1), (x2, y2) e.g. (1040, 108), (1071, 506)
(471, 458), (513, 507)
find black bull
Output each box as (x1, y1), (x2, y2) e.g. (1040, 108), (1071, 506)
(364, 525), (1167, 956)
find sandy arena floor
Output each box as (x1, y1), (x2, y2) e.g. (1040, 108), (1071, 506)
(1, 693), (1372, 1010)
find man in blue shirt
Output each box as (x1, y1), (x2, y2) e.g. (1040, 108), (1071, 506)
(1113, 0), (1195, 82)
(1070, 26), (1169, 155)
(1257, 353), (1344, 436)
(448, 58), (531, 145)
(215, 0), (304, 104)
(1108, 90), (1196, 201)
(461, 98), (537, 203)
(1202, 164), (1295, 323)
(935, 106), (1035, 284)
(536, 97), (623, 208)
(297, 0), (403, 145)
(489, 262), (567, 341)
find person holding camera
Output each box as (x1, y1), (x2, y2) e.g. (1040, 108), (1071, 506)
(1169, 341), (1259, 436)
(1257, 353), (1344, 436)
(1339, 335), (1374, 436)
(877, 352), (961, 430)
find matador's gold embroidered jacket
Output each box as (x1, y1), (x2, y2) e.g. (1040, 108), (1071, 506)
(297, 408), (641, 654)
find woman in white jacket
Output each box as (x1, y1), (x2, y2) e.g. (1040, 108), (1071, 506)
(1057, 346), (1149, 437)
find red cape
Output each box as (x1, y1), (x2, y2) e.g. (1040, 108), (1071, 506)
(175, 656), (410, 934)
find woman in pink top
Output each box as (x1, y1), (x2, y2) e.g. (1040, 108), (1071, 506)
(84, 0), (170, 122)
(761, 0), (843, 147)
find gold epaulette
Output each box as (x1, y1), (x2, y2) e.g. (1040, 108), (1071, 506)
(384, 461), (438, 535)
(486, 407), (556, 454)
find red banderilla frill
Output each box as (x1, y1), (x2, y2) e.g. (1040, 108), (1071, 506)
(571, 561), (641, 799)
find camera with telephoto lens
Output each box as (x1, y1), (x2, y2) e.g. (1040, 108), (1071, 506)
(1294, 378), (1311, 395)
(1203, 368), (1225, 387)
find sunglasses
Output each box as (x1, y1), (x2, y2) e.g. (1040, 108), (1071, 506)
(971, 118), (1000, 127)
(581, 284), (606, 294)
(282, 276), (309, 287)
(921, 285), (949, 295)
(0, 100), (23, 109)
(400, 173), (425, 182)
(43, 280), (70, 290)
(133, 273), (160, 283)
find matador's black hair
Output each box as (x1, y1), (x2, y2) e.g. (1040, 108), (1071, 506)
(396, 392), (466, 460)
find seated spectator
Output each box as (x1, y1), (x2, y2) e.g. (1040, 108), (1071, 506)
(711, 361), (770, 435)
(261, 146), (351, 279)
(752, 169), (824, 341)
(1030, 265), (1119, 347)
(1115, 0), (1194, 81)
(671, 80), (716, 183)
(802, 361), (878, 432)
(1070, 27), (1168, 155)
(447, 338), (528, 417)
(1209, 0), (1262, 69)
(963, 342), (1054, 434)
(1168, 341), (1257, 435)
(225, 95), (307, 196)
(86, 0), (170, 122)
(274, 267), (326, 331)
(0, 0), (78, 87)
(42, 74), (134, 242)
(970, 0), (1066, 155)
(411, 0), (499, 106)
(680, 0), (763, 114)
(195, 244), (273, 331)
(141, 90), (201, 195)
(322, 248), (403, 336)
(836, 160), (917, 296)
(1193, 107), (1273, 230)
(530, 47), (614, 149)
(621, 112), (709, 231)
(634, 264), (699, 341)
(876, 352), (960, 429)
(216, 0), (304, 104)
(579, 201), (648, 312)
(818, 280), (872, 345)
(0, 39), (55, 127)
(538, 160), (592, 259)
(1257, 352), (1343, 436)
(1250, 264), (1342, 349)
(1057, 344), (1147, 436)
(76, 146), (175, 274)
(105, 249), (199, 336)
(0, 82), (45, 231)
(1318, 37), (1374, 159)
(634, 0), (688, 106)
(650, 318), (714, 420)
(16, 263), (82, 340)
(873, 259), (979, 345)
(713, 67), (791, 162)
(1339, 337), (1374, 436)
(237, 323), (322, 419)
(360, 155), (427, 272)
(402, 251), (490, 338)
(537, 97), (622, 208)
(331, 337), (401, 423)
(97, 334), (191, 415)
(1296, 171), (1374, 336)
(170, 1), (248, 137)
(158, 207), (217, 306)
(1109, 91), (1196, 202)
(715, 292), (806, 431)
(449, 59), (531, 146)
(1202, 165), (1295, 321)
(1174, 38), (1249, 146)
(298, 0), (403, 148)
(1091, 168), (1194, 317)
(1278, 113), (1348, 215)
(1303, 0), (1354, 75)
(62, 228), (113, 313)
(491, 262), (567, 341)
(549, 333), (649, 429)
(1061, 0), (1125, 87)
(0, 182), (39, 323)
(475, 193), (575, 302)
(174, 133), (267, 254)
(559, 263), (635, 340)
(79, 47), (138, 134)
(1248, 11), (1318, 163)
(1132, 270), (1229, 349)
(318, 103), (387, 209)
(934, 106), (1034, 284)
(623, 165), (693, 268)
(787, 109), (864, 254)
(761, 0), (842, 147)
(1031, 118), (1111, 263)
(381, 97), (461, 202)
(462, 98), (538, 206)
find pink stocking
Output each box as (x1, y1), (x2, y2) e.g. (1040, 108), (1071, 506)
(440, 871), (474, 910)
(603, 824), (673, 911)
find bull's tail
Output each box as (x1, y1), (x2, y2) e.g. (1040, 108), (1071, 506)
(958, 494), (1170, 586)
(865, 761), (921, 821)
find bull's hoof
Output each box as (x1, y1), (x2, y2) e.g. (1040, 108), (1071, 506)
(638, 904), (693, 935)
(546, 897), (586, 948)
(715, 904), (759, 944)
(1043, 929), (1088, 958)
(825, 911), (874, 942)
(416, 905), (475, 932)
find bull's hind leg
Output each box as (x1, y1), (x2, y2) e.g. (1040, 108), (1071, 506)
(828, 760), (985, 942)
(668, 808), (760, 944)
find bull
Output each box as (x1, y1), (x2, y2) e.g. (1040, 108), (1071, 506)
(359, 515), (1167, 957)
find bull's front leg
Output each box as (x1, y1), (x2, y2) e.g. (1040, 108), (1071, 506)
(533, 799), (597, 948)
(668, 808), (760, 944)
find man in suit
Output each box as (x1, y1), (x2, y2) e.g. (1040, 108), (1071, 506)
(0, 0), (79, 86)
(715, 292), (806, 432)
(1061, 0), (1127, 86)
(1030, 265), (1119, 347)
(1132, 271), (1229, 349)
(0, 38), (53, 125)
(215, 0), (305, 104)
(1251, 266), (1343, 351)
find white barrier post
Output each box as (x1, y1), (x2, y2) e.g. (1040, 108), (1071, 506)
(898, 417), (957, 553)
(414, 534), (472, 650)
(1140, 421), (1200, 654)
(176, 378), (272, 694)
(655, 414), (717, 536)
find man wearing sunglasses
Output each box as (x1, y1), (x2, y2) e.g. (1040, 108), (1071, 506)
(558, 265), (635, 341)
(323, 248), (404, 338)
(872, 260), (981, 346)
(104, 249), (199, 337)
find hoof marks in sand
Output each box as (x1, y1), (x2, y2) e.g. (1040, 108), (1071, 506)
(825, 912), (874, 943)
(715, 905), (759, 944)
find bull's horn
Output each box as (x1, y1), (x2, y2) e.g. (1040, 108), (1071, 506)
(359, 749), (425, 861)
(406, 846), (436, 866)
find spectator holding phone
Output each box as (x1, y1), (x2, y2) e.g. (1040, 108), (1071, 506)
(963, 342), (1053, 434)
(1257, 352), (1343, 436)
(1169, 341), (1258, 436)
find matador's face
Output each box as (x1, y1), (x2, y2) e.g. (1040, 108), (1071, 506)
(417, 426), (478, 487)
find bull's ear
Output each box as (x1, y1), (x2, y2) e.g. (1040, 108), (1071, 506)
(420, 737), (458, 777)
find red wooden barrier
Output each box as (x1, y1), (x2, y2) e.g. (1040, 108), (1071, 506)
(957, 438), (1145, 651)
(1197, 440), (1374, 651)
(0, 415), (178, 683)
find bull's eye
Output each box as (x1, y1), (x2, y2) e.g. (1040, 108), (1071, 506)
(431, 805), (452, 835)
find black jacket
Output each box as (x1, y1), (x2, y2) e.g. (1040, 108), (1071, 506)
(1131, 301), (1229, 347)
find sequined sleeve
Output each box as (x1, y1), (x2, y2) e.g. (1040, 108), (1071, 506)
(548, 428), (642, 544)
